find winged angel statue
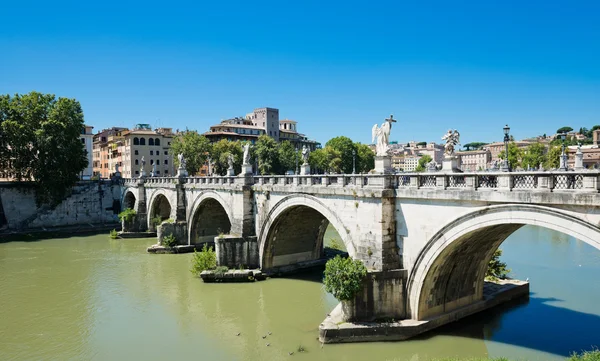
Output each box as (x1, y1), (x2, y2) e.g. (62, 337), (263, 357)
(372, 115), (397, 156)
(441, 129), (460, 156)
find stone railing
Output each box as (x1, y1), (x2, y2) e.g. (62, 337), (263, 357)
(120, 171), (600, 192)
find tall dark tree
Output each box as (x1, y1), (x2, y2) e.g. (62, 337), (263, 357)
(277, 141), (299, 174)
(0, 92), (88, 206)
(556, 126), (573, 134)
(325, 136), (356, 174)
(255, 135), (280, 175)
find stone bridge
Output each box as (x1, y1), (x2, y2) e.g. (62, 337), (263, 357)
(120, 170), (600, 341)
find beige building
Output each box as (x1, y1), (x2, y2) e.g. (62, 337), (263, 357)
(485, 141), (533, 163)
(120, 125), (175, 178)
(567, 145), (600, 169)
(81, 125), (94, 179)
(457, 149), (492, 171)
(403, 156), (421, 172)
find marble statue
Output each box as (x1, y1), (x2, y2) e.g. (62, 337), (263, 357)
(242, 144), (251, 165)
(442, 129), (460, 156)
(227, 153), (234, 169)
(426, 160), (438, 172)
(152, 163), (156, 175)
(177, 153), (186, 169)
(371, 114), (396, 156)
(141, 156), (146, 167)
(301, 145), (310, 165)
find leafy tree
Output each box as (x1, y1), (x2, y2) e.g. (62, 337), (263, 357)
(255, 135), (280, 175)
(556, 126), (573, 134)
(355, 143), (374, 173)
(277, 141), (299, 174)
(521, 142), (547, 170)
(463, 142), (488, 151)
(0, 92), (87, 206)
(416, 141), (427, 147)
(190, 244), (217, 276)
(170, 131), (212, 176)
(485, 249), (510, 281)
(309, 146), (342, 173)
(544, 145), (562, 169)
(325, 136), (356, 174)
(211, 139), (242, 176)
(498, 142), (523, 169)
(415, 154), (432, 172)
(323, 255), (367, 301)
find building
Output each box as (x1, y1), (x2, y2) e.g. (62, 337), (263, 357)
(457, 149), (492, 171)
(93, 125), (175, 179)
(403, 156), (421, 172)
(120, 125), (175, 178)
(204, 107), (320, 151)
(417, 142), (444, 165)
(391, 155), (405, 171)
(484, 141), (533, 164)
(80, 125), (94, 180)
(593, 129), (600, 145)
(567, 145), (600, 169)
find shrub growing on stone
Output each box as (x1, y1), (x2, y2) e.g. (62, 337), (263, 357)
(162, 234), (178, 248)
(118, 208), (136, 223)
(109, 229), (118, 239)
(485, 249), (511, 281)
(151, 215), (163, 227)
(214, 266), (229, 275)
(323, 255), (367, 301)
(190, 244), (217, 276)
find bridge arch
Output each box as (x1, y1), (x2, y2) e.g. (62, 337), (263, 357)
(259, 194), (357, 270)
(123, 190), (136, 210)
(147, 190), (173, 231)
(187, 192), (233, 244)
(407, 204), (600, 321)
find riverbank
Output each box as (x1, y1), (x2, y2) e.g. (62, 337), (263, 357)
(0, 222), (120, 242)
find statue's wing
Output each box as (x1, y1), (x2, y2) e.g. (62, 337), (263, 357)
(372, 124), (379, 143)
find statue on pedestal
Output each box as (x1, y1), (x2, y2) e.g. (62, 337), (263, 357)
(227, 153), (234, 170)
(301, 145), (310, 165)
(177, 153), (186, 170)
(242, 144), (251, 165)
(371, 114), (396, 156)
(442, 129), (460, 157)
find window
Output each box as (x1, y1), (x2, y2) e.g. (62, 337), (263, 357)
(135, 159), (139, 165)
(168, 142), (171, 146)
(164, 151), (167, 155)
(164, 159), (168, 165)
(150, 159), (154, 165)
(156, 171), (160, 175)
(164, 170), (169, 174)
(135, 171), (139, 175)
(155, 138), (160, 146)
(133, 137), (139, 145)
(81, 138), (85, 144)
(134, 150), (138, 155)
(140, 138), (146, 145)
(150, 150), (153, 155)
(149, 138), (154, 146)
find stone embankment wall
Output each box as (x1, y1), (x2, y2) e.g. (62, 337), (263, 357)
(0, 180), (121, 232)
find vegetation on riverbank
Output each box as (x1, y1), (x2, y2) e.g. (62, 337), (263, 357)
(190, 244), (217, 276)
(486, 249), (511, 281)
(323, 255), (367, 301)
(118, 208), (136, 223)
(109, 229), (118, 239)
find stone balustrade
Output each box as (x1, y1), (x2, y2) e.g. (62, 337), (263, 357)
(119, 170), (600, 193)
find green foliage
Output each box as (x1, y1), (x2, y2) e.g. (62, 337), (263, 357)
(485, 249), (511, 281)
(416, 141), (427, 147)
(521, 142), (547, 169)
(190, 244), (217, 276)
(415, 154), (433, 172)
(162, 234), (178, 248)
(118, 208), (136, 223)
(170, 130), (212, 176)
(211, 139), (243, 175)
(165, 218), (175, 224)
(498, 142), (523, 169)
(569, 349), (600, 361)
(277, 140), (300, 174)
(355, 143), (375, 173)
(151, 215), (163, 226)
(0, 92), (88, 206)
(545, 145), (562, 169)
(109, 229), (118, 239)
(214, 266), (229, 275)
(326, 136), (356, 174)
(255, 135), (280, 175)
(463, 142), (488, 151)
(557, 126), (574, 134)
(323, 255), (367, 301)
(309, 146), (342, 173)
(327, 238), (345, 251)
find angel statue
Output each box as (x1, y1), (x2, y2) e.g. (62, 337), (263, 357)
(301, 145), (310, 165)
(371, 114), (397, 156)
(141, 156), (146, 167)
(242, 143), (251, 165)
(177, 153), (186, 169)
(227, 153), (235, 169)
(441, 129), (460, 156)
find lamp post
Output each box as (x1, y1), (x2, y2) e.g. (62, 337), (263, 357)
(352, 149), (356, 174)
(559, 133), (568, 171)
(501, 124), (510, 172)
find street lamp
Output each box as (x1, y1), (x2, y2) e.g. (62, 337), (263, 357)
(501, 124), (510, 172)
(295, 147), (299, 175)
(352, 149), (356, 174)
(559, 133), (568, 171)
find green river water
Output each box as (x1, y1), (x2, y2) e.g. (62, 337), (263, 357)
(1, 225), (599, 361)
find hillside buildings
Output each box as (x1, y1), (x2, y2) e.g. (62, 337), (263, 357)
(204, 107), (320, 151)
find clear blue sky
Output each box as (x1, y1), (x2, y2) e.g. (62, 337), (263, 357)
(1, 0), (599, 146)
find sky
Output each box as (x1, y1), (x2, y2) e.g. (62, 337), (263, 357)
(1, 0), (599, 146)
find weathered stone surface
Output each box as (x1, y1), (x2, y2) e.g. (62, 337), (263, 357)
(214, 235), (258, 269)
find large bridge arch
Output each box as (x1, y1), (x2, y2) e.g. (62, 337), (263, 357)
(258, 194), (357, 270)
(122, 189), (136, 210)
(187, 192), (233, 244)
(147, 190), (173, 231)
(407, 204), (600, 321)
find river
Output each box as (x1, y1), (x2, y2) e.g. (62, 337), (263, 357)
(1, 225), (599, 361)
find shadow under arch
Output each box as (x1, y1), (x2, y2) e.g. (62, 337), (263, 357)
(407, 204), (600, 321)
(187, 192), (232, 245)
(147, 191), (172, 231)
(122, 190), (136, 210)
(258, 194), (357, 271)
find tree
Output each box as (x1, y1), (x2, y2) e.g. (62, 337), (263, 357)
(415, 154), (432, 172)
(463, 142), (488, 151)
(498, 142), (523, 169)
(416, 141), (427, 147)
(254, 135), (280, 175)
(556, 126), (573, 134)
(323, 255), (367, 301)
(309, 146), (341, 174)
(355, 143), (374, 173)
(485, 249), (510, 281)
(521, 143), (547, 170)
(0, 92), (88, 206)
(544, 145), (562, 169)
(277, 141), (299, 174)
(211, 139), (242, 176)
(170, 131), (212, 176)
(325, 136), (356, 174)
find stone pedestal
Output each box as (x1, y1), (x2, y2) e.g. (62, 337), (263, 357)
(560, 153), (568, 171)
(177, 167), (188, 177)
(442, 157), (460, 172)
(240, 163), (253, 175)
(374, 155), (393, 174)
(300, 163), (310, 175)
(227, 167), (235, 176)
(575, 150), (584, 170)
